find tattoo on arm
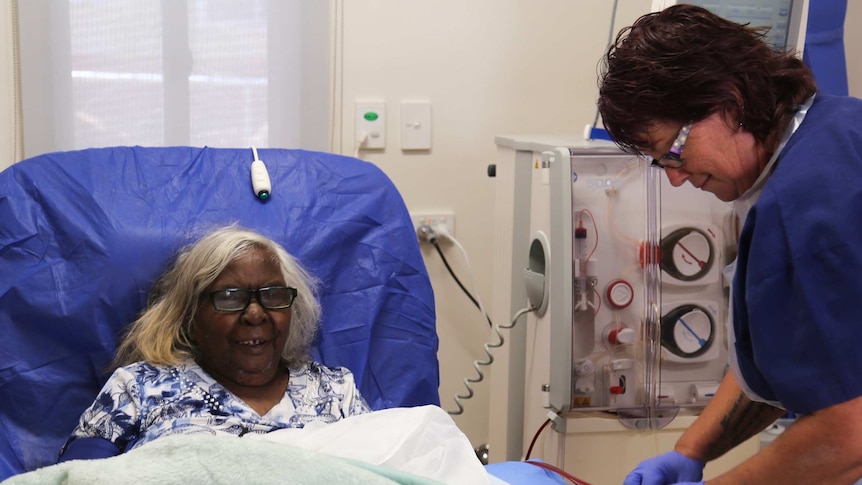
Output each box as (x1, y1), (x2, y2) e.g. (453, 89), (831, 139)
(706, 392), (775, 460)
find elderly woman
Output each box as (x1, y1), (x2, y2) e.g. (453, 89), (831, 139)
(599, 5), (862, 485)
(59, 225), (370, 461)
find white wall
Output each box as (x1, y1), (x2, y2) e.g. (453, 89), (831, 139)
(847, 1), (862, 93)
(0, 0), (860, 459)
(333, 0), (653, 451)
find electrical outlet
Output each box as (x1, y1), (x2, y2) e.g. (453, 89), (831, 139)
(356, 100), (386, 149)
(411, 212), (455, 240)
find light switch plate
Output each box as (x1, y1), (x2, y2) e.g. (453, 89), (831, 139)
(401, 100), (431, 150)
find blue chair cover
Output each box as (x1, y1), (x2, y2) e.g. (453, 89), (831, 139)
(0, 146), (439, 479)
(804, 0), (849, 96)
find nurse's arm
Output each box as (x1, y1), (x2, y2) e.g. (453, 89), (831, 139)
(719, 393), (862, 484)
(674, 371), (784, 462)
(678, 372), (862, 484)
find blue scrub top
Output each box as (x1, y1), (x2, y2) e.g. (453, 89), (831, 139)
(732, 94), (862, 414)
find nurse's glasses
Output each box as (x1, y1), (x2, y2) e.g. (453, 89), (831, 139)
(203, 286), (298, 312)
(651, 121), (693, 169)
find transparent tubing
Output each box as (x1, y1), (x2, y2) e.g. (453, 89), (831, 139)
(642, 165), (664, 427)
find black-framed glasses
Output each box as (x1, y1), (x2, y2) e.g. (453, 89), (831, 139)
(651, 121), (693, 169)
(202, 286), (298, 312)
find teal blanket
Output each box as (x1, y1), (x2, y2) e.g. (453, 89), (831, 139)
(2, 434), (444, 485)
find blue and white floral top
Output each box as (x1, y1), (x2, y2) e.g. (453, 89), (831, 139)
(63, 360), (370, 454)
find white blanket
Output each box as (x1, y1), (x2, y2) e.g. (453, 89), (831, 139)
(3, 405), (497, 485)
(246, 405), (493, 485)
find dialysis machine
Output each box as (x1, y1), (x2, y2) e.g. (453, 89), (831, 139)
(491, 135), (753, 480)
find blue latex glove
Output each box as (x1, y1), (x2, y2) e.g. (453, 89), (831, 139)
(622, 451), (705, 485)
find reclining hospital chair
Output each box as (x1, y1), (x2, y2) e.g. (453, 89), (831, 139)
(0, 147), (566, 484)
(0, 146), (441, 477)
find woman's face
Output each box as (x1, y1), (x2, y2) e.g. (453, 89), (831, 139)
(191, 247), (291, 390)
(642, 111), (768, 202)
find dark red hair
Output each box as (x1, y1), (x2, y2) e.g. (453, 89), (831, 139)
(597, 4), (816, 154)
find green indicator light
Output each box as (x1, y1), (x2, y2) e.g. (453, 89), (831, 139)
(364, 112), (379, 121)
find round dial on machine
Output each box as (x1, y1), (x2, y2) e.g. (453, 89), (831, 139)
(606, 279), (634, 309)
(660, 304), (715, 358)
(659, 227), (715, 282)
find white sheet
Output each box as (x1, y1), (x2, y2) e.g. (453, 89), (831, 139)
(245, 404), (495, 485)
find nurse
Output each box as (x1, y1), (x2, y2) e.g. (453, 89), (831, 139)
(598, 5), (862, 485)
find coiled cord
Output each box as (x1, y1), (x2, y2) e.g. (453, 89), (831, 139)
(421, 222), (534, 415)
(448, 306), (533, 415)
